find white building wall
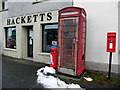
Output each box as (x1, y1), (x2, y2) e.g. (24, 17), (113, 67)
(0, 0), (2, 54)
(74, 0), (119, 73)
(0, 15), (2, 54)
(7, 0), (72, 17)
(0, 0), (72, 59)
(2, 10), (58, 62)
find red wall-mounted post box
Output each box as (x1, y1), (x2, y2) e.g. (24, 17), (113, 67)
(106, 32), (116, 52)
(50, 48), (58, 69)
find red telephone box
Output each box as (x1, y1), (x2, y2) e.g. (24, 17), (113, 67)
(106, 32), (116, 52)
(58, 7), (87, 76)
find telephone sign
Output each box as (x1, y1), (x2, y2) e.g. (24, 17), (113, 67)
(106, 32), (116, 52)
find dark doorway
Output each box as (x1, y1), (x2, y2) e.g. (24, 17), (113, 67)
(28, 27), (33, 57)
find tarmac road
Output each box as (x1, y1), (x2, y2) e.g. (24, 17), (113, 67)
(2, 55), (46, 89)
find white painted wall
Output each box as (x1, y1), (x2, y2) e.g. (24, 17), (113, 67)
(0, 0), (2, 11)
(73, 0), (119, 65)
(2, 10), (58, 63)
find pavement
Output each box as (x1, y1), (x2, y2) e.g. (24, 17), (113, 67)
(2, 55), (120, 89)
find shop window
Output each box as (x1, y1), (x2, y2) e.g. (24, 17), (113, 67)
(2, 0), (8, 10)
(5, 27), (16, 49)
(42, 24), (58, 53)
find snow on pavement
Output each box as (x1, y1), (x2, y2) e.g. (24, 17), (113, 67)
(37, 66), (84, 89)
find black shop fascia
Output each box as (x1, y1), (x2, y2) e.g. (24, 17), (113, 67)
(6, 12), (52, 25)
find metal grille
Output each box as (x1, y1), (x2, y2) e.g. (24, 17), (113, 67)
(59, 18), (77, 69)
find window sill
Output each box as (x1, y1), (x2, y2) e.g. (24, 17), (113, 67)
(32, 0), (49, 4)
(0, 9), (8, 12)
(4, 48), (17, 52)
(39, 52), (50, 56)
(32, 1), (41, 4)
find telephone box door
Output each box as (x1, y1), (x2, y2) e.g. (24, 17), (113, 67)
(58, 18), (78, 75)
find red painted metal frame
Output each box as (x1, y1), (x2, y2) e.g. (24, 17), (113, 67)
(58, 7), (87, 76)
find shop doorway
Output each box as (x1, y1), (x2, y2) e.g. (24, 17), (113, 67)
(27, 27), (33, 57)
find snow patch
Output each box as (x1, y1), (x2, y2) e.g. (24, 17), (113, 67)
(37, 66), (56, 75)
(84, 77), (93, 82)
(37, 66), (83, 89)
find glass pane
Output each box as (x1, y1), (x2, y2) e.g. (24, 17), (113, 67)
(82, 39), (85, 44)
(83, 22), (86, 27)
(59, 18), (78, 69)
(45, 24), (58, 29)
(61, 56), (74, 62)
(60, 58), (75, 69)
(29, 29), (33, 45)
(82, 32), (85, 38)
(43, 24), (58, 52)
(60, 50), (73, 55)
(64, 25), (75, 31)
(63, 19), (76, 31)
(83, 27), (85, 32)
(2, 1), (8, 9)
(62, 44), (74, 49)
(6, 27), (16, 49)
(4, 1), (8, 9)
(63, 38), (73, 44)
(63, 32), (73, 37)
(82, 45), (85, 55)
(64, 19), (75, 25)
